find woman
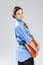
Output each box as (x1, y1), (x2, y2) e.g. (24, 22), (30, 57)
(12, 6), (39, 65)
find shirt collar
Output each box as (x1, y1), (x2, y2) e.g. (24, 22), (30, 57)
(16, 19), (23, 23)
(15, 19), (23, 27)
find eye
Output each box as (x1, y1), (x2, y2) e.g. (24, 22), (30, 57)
(18, 13), (20, 15)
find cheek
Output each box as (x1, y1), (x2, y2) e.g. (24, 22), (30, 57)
(21, 15), (24, 18)
(16, 15), (19, 18)
(16, 15), (20, 19)
(17, 15), (20, 18)
(22, 15), (24, 18)
(21, 14), (24, 17)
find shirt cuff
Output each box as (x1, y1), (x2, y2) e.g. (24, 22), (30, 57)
(26, 37), (32, 45)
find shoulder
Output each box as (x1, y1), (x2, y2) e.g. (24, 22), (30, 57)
(15, 20), (20, 27)
(15, 20), (24, 28)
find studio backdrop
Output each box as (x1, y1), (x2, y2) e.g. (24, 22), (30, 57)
(0, 0), (43, 65)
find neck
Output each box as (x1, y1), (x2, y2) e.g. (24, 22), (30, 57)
(17, 19), (22, 21)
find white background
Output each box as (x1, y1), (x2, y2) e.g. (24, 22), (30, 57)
(0, 0), (43, 65)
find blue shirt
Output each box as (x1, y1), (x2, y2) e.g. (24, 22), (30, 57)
(14, 19), (32, 62)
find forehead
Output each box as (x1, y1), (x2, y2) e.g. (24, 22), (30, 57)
(16, 9), (23, 14)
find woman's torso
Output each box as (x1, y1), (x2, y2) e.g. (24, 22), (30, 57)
(14, 19), (32, 62)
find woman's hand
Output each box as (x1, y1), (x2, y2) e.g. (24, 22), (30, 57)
(30, 34), (40, 51)
(36, 49), (39, 56)
(36, 44), (40, 56)
(37, 44), (40, 51)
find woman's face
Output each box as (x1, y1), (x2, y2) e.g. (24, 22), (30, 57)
(15, 9), (24, 20)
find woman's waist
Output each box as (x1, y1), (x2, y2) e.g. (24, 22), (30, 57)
(18, 41), (26, 46)
(19, 43), (25, 46)
(16, 45), (32, 56)
(16, 44), (26, 50)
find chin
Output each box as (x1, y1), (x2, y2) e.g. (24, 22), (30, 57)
(20, 18), (23, 20)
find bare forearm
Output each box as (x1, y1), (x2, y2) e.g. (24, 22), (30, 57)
(30, 35), (40, 50)
(25, 40), (37, 52)
(30, 35), (38, 45)
(29, 40), (37, 52)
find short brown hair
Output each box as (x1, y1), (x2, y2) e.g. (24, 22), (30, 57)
(12, 6), (23, 18)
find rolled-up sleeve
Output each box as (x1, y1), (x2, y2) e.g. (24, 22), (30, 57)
(16, 24), (32, 45)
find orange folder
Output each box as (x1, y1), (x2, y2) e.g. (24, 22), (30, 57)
(24, 22), (38, 58)
(25, 37), (38, 58)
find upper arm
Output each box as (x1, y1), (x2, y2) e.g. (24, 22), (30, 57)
(17, 25), (32, 45)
